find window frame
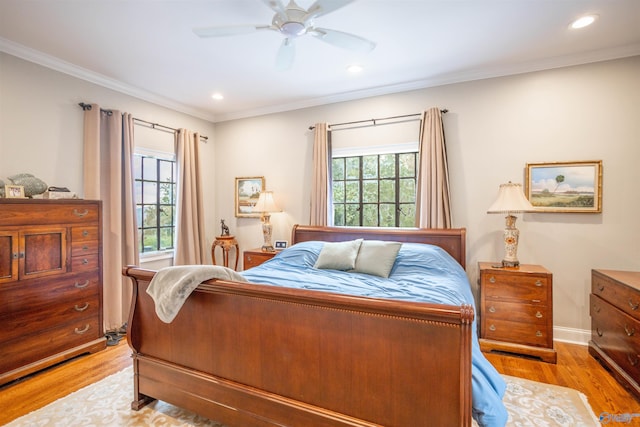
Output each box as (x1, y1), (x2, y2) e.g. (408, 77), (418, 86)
(134, 148), (177, 258)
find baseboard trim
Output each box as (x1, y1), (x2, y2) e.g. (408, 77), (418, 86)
(554, 326), (590, 346)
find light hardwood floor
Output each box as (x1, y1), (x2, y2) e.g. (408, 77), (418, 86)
(0, 339), (637, 425)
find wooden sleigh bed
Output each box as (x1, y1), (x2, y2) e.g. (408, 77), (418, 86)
(123, 225), (476, 426)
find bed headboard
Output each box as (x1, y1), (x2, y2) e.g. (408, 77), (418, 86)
(291, 225), (466, 269)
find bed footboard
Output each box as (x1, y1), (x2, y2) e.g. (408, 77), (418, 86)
(124, 267), (473, 427)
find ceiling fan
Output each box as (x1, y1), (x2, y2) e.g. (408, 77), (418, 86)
(193, 0), (376, 70)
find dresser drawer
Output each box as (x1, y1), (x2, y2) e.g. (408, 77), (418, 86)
(482, 318), (551, 347)
(481, 274), (549, 303)
(593, 270), (640, 321)
(591, 293), (640, 378)
(71, 253), (100, 272)
(0, 200), (100, 226)
(0, 272), (100, 315)
(0, 317), (102, 373)
(1, 294), (100, 342)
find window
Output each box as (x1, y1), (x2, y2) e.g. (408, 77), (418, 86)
(134, 153), (176, 253)
(332, 151), (417, 227)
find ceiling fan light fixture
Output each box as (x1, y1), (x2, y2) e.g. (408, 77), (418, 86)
(281, 21), (306, 37)
(347, 64), (363, 73)
(211, 93), (224, 100)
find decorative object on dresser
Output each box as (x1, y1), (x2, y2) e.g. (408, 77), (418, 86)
(487, 181), (535, 267)
(478, 262), (556, 363)
(0, 199), (106, 385)
(252, 191), (281, 252)
(243, 247), (277, 270)
(590, 269), (640, 399)
(211, 235), (239, 271)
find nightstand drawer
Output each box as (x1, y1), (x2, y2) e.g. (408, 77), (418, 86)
(244, 249), (276, 270)
(483, 318), (551, 347)
(481, 274), (549, 303)
(483, 300), (548, 325)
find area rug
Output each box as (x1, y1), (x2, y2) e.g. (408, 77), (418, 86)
(4, 367), (600, 426)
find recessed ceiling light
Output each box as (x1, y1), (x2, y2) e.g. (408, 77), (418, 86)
(212, 93), (224, 100)
(347, 64), (363, 73)
(570, 14), (598, 29)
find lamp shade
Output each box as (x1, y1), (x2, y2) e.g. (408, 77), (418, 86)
(253, 191), (280, 213)
(487, 182), (534, 214)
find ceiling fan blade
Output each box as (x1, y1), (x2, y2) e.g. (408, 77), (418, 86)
(261, 0), (287, 20)
(276, 38), (295, 71)
(193, 25), (270, 38)
(310, 27), (376, 52)
(306, 0), (355, 19)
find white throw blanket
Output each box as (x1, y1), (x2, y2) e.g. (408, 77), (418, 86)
(146, 265), (248, 323)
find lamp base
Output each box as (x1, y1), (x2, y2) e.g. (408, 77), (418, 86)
(501, 259), (519, 268)
(261, 245), (275, 252)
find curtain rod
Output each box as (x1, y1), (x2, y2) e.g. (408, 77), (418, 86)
(307, 110), (448, 131)
(78, 102), (208, 141)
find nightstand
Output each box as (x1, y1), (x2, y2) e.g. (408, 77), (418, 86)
(243, 248), (277, 270)
(478, 262), (556, 363)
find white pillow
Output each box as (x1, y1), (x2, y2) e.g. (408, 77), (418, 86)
(352, 240), (402, 278)
(314, 239), (363, 271)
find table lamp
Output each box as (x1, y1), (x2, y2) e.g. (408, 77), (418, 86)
(253, 191), (280, 252)
(487, 181), (535, 267)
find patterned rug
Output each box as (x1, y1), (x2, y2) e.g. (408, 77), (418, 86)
(4, 367), (600, 426)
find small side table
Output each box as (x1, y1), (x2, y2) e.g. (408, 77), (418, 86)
(212, 235), (239, 270)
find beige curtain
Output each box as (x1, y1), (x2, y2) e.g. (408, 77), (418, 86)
(415, 108), (452, 228)
(83, 106), (139, 331)
(310, 123), (330, 226)
(174, 128), (206, 265)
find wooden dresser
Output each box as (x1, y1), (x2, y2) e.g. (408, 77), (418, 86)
(0, 199), (106, 385)
(590, 269), (640, 399)
(478, 262), (556, 363)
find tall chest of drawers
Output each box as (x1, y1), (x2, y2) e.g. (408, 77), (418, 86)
(478, 262), (556, 363)
(590, 269), (640, 399)
(0, 199), (106, 385)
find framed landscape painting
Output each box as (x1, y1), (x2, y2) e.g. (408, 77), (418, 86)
(525, 160), (602, 213)
(235, 176), (265, 217)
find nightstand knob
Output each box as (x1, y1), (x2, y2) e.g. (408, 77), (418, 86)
(629, 300), (639, 311)
(535, 280), (543, 287)
(489, 324), (496, 331)
(536, 331), (543, 337)
(535, 311), (543, 318)
(625, 325), (635, 337)
(489, 276), (496, 283)
(488, 306), (496, 313)
(628, 354), (639, 367)
(247, 256), (252, 261)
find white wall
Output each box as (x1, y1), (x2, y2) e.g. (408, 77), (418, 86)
(0, 52), (217, 263)
(215, 56), (640, 343)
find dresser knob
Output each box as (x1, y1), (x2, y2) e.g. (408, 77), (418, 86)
(625, 325), (636, 337)
(628, 354), (639, 367)
(592, 304), (601, 313)
(247, 256), (252, 261)
(597, 284), (605, 292)
(489, 324), (496, 331)
(73, 209), (89, 217)
(597, 327), (603, 337)
(536, 331), (543, 337)
(629, 300), (639, 311)
(82, 230), (89, 237)
(535, 311), (543, 318)
(82, 258), (89, 265)
(535, 280), (543, 287)
(489, 276), (496, 283)
(488, 306), (496, 313)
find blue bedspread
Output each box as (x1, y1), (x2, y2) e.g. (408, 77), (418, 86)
(241, 241), (508, 427)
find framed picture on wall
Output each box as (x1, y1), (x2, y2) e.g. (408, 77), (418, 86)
(235, 176), (265, 217)
(525, 160), (602, 213)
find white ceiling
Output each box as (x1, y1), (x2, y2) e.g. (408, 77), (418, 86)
(1, 1), (639, 123)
